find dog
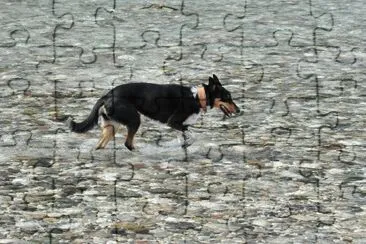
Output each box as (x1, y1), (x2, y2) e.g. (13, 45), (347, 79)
(67, 74), (240, 150)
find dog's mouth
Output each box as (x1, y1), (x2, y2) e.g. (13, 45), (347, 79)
(214, 99), (240, 117)
(220, 104), (233, 117)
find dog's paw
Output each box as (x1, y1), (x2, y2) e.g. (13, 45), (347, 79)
(124, 142), (135, 151)
(182, 130), (194, 148)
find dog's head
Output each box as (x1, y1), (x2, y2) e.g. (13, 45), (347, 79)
(206, 74), (240, 117)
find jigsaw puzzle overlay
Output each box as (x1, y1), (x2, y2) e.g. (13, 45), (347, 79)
(1, 0), (366, 242)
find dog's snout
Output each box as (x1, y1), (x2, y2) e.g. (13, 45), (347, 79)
(236, 106), (240, 113)
(232, 103), (240, 114)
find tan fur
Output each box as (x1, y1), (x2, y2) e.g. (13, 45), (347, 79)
(197, 86), (207, 112)
(95, 109), (122, 149)
(213, 98), (237, 113)
(96, 125), (116, 150)
(95, 118), (137, 150)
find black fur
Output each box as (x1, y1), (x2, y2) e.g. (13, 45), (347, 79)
(68, 75), (240, 147)
(69, 83), (201, 133)
(67, 98), (104, 133)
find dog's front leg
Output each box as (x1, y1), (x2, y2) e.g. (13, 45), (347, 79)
(167, 121), (195, 148)
(182, 129), (194, 148)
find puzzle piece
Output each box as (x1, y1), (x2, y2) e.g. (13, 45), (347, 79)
(239, 30), (309, 154)
(0, 129), (33, 147)
(310, 0), (366, 54)
(34, 0), (133, 91)
(295, 46), (365, 163)
(223, 0), (334, 48)
(0, 26), (30, 48)
(2, 0), (366, 242)
(141, 0), (199, 78)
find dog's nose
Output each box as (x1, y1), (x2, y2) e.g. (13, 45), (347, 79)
(235, 105), (240, 114)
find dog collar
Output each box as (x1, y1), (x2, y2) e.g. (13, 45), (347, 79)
(191, 86), (207, 112)
(197, 86), (207, 112)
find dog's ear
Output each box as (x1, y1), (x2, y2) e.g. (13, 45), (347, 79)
(209, 76), (215, 88)
(212, 74), (222, 87)
(208, 74), (221, 92)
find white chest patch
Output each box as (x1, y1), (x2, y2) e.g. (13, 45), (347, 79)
(190, 86), (198, 97)
(183, 113), (200, 126)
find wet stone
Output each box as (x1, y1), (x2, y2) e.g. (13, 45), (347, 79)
(1, 0), (366, 242)
(165, 217), (201, 232)
(26, 157), (54, 168)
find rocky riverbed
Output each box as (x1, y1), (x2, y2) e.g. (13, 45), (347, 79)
(1, 0), (366, 243)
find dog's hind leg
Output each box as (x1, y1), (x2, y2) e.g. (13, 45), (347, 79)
(95, 124), (115, 150)
(107, 102), (140, 151)
(95, 114), (120, 150)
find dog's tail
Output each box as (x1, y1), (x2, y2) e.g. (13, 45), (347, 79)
(67, 98), (104, 133)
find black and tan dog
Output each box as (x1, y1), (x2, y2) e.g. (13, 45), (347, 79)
(67, 74), (240, 150)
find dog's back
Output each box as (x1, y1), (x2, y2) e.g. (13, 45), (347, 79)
(104, 83), (200, 124)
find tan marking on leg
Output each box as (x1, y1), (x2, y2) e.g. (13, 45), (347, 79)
(96, 115), (121, 149)
(96, 125), (115, 150)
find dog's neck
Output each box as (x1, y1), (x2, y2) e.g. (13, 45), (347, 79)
(191, 85), (207, 112)
(197, 86), (207, 112)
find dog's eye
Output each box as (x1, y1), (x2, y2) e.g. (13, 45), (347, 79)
(221, 91), (232, 101)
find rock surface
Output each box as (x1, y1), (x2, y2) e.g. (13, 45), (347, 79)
(1, 0), (366, 243)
